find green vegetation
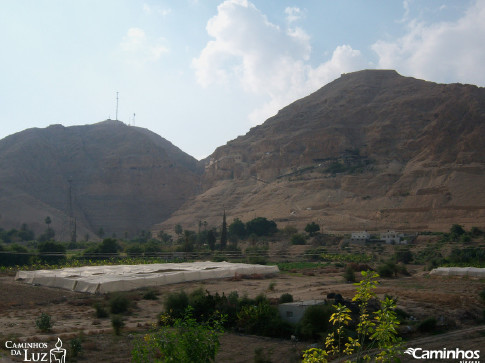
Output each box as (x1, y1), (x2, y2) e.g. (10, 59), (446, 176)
(132, 307), (224, 363)
(278, 293), (293, 304)
(305, 222), (320, 236)
(109, 294), (130, 314)
(111, 315), (125, 335)
(302, 271), (402, 362)
(291, 233), (306, 245)
(35, 312), (53, 332)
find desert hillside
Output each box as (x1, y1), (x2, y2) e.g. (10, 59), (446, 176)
(156, 70), (485, 233)
(0, 120), (201, 239)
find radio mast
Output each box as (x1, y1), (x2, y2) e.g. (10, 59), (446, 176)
(115, 92), (119, 120)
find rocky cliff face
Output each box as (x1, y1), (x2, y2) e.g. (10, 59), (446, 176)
(0, 120), (200, 239)
(156, 70), (485, 233)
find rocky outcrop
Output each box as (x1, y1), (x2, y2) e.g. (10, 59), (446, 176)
(156, 70), (485, 233)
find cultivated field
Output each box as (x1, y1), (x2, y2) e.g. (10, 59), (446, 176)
(1, 261), (484, 362)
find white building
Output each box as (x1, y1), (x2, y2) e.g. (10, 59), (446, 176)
(380, 230), (407, 244)
(351, 231), (370, 242)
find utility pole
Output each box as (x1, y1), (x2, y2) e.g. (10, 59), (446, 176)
(115, 92), (119, 121)
(68, 178), (76, 243)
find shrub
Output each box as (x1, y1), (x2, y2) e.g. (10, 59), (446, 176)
(94, 303), (109, 318)
(111, 315), (125, 335)
(305, 222), (320, 236)
(35, 312), (53, 332)
(69, 336), (83, 358)
(254, 347), (273, 363)
(291, 233), (306, 245)
(418, 317), (437, 333)
(37, 241), (66, 265)
(343, 265), (356, 282)
(142, 290), (158, 300)
(278, 293), (294, 304)
(377, 262), (395, 278)
(297, 304), (333, 340)
(164, 290), (189, 318)
(237, 301), (291, 338)
(109, 294), (130, 314)
(132, 307), (224, 363)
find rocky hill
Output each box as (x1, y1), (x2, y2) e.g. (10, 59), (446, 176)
(0, 120), (200, 239)
(156, 70), (485, 233)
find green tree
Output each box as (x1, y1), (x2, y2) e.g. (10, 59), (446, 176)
(220, 211), (227, 250)
(18, 223), (35, 241)
(207, 229), (216, 251)
(98, 238), (121, 255)
(174, 224), (183, 237)
(291, 233), (306, 245)
(246, 217), (277, 236)
(45, 216), (52, 231)
(228, 218), (246, 239)
(38, 241), (66, 264)
(450, 224), (465, 241)
(305, 222), (320, 236)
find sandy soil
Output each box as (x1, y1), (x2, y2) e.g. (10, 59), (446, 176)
(0, 266), (484, 362)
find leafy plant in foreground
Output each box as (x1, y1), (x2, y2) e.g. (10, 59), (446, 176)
(132, 307), (225, 363)
(302, 271), (402, 362)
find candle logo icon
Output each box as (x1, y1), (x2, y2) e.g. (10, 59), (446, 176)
(50, 338), (66, 363)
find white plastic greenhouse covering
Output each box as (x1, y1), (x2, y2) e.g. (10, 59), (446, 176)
(15, 261), (279, 294)
(430, 267), (485, 278)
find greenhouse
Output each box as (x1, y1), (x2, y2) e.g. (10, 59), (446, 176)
(15, 261), (279, 293)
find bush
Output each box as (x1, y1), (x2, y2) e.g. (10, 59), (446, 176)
(343, 265), (356, 282)
(94, 303), (109, 318)
(237, 301), (292, 338)
(69, 336), (83, 358)
(297, 304), (333, 340)
(305, 222), (320, 236)
(418, 317), (437, 333)
(279, 293), (294, 304)
(377, 262), (396, 278)
(111, 315), (125, 335)
(38, 241), (66, 265)
(132, 308), (224, 363)
(164, 290), (189, 319)
(143, 290), (158, 300)
(35, 312), (53, 332)
(291, 233), (306, 245)
(109, 294), (130, 314)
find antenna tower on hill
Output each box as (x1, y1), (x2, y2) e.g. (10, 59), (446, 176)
(115, 92), (119, 120)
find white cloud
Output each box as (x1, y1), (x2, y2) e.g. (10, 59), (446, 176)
(373, 0), (485, 86)
(193, 0), (367, 125)
(285, 7), (303, 23)
(120, 27), (169, 64)
(143, 3), (171, 16)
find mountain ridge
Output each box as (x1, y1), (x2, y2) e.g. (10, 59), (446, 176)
(155, 70), (485, 233)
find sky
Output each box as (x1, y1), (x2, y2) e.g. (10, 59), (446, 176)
(1, 0), (484, 160)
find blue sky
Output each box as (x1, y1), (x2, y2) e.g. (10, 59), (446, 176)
(1, 0), (484, 159)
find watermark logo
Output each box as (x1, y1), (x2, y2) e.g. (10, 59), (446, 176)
(4, 337), (67, 362)
(49, 338), (66, 363)
(404, 347), (480, 362)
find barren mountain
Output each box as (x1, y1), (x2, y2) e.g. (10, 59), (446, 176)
(0, 120), (200, 239)
(156, 70), (485, 233)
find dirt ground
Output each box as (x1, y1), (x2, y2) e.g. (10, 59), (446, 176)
(0, 265), (484, 362)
